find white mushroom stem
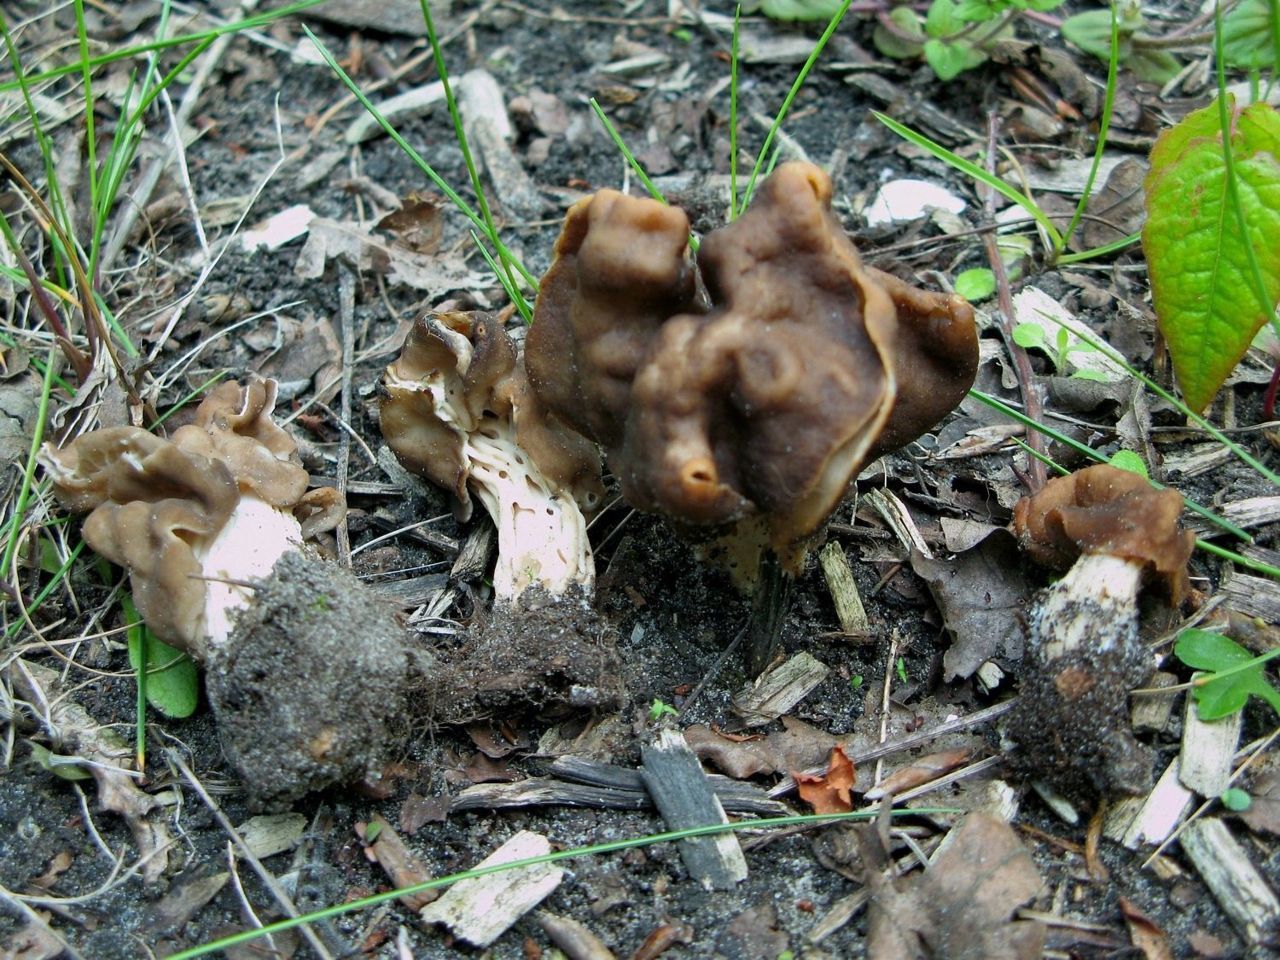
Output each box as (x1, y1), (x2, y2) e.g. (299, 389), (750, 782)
(194, 493), (303, 650)
(466, 418), (594, 602)
(1029, 552), (1143, 662)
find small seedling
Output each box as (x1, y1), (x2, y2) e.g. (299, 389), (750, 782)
(850, 674), (864, 690)
(954, 268), (996, 301)
(648, 698), (680, 722)
(896, 657), (908, 683)
(1106, 449), (1149, 478)
(1221, 787), (1252, 812)
(1174, 628), (1280, 720)
(1010, 322), (1111, 382)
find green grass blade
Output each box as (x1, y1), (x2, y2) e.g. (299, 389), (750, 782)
(73, 0), (98, 217)
(163, 806), (959, 960)
(1059, 2), (1120, 254)
(967, 388), (1253, 542)
(741, 0), (855, 211)
(1055, 230), (1140, 264)
(874, 112), (1065, 249)
(588, 98), (670, 206)
(304, 27), (537, 296)
(416, 0), (530, 321)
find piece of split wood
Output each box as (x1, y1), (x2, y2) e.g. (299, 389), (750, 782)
(344, 81), (445, 144)
(818, 541), (869, 637)
(418, 830), (563, 947)
(1218, 569), (1280, 624)
(862, 488), (931, 559)
(1178, 696), (1242, 797)
(457, 70), (544, 220)
(640, 729), (747, 891)
(1131, 671), (1179, 733)
(1180, 818), (1280, 946)
(732, 652), (830, 727)
(1103, 760), (1193, 849)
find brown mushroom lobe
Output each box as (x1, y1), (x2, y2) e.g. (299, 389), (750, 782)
(526, 161), (979, 575)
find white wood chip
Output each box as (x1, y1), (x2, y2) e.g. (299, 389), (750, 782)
(419, 830), (563, 947)
(1181, 818), (1280, 945)
(1117, 761), (1194, 849)
(235, 813), (306, 860)
(1178, 696), (1242, 797)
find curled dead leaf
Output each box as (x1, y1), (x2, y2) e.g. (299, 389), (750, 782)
(795, 745), (856, 814)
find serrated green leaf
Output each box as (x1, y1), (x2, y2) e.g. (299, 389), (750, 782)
(1143, 98), (1280, 412)
(873, 7), (926, 59)
(954, 268), (996, 300)
(1221, 0), (1276, 69)
(128, 626), (199, 719)
(923, 37), (986, 80)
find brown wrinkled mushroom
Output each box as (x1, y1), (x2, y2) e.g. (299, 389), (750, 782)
(1006, 464), (1196, 798)
(528, 161), (978, 582)
(525, 189), (702, 451)
(381, 311), (603, 601)
(41, 380), (407, 808)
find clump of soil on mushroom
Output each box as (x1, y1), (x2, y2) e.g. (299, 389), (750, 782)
(207, 550), (410, 809)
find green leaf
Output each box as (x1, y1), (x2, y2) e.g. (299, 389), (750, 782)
(1128, 48), (1182, 85)
(1060, 10), (1120, 60)
(1175, 629), (1280, 720)
(1221, 787), (1252, 811)
(1221, 0), (1276, 69)
(1143, 97), (1280, 412)
(954, 267), (996, 300)
(926, 0), (967, 37)
(1107, 449), (1149, 477)
(1011, 321), (1048, 350)
(128, 626), (199, 719)
(923, 38), (986, 80)
(952, 0), (996, 23)
(760, 0), (843, 20)
(29, 743), (94, 781)
(873, 7), (925, 59)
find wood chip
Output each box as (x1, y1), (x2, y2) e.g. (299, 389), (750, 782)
(1180, 818), (1280, 945)
(1103, 760), (1193, 849)
(818, 541), (869, 636)
(1131, 671), (1180, 732)
(1219, 569), (1280, 624)
(344, 81), (446, 144)
(419, 830), (563, 947)
(1178, 696), (1242, 797)
(732, 652), (830, 727)
(235, 813), (306, 860)
(640, 729), (747, 891)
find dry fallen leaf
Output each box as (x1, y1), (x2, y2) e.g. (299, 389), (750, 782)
(1119, 896), (1174, 960)
(864, 747), (973, 800)
(685, 717), (848, 780)
(795, 745), (856, 814)
(863, 812), (1045, 960)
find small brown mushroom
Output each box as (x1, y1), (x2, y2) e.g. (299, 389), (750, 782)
(381, 311), (602, 601)
(1006, 464), (1195, 798)
(41, 380), (407, 808)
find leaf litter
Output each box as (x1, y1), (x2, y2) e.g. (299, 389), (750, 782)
(3, 0), (1280, 956)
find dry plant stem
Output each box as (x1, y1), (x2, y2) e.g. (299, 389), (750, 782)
(335, 264), (356, 565)
(982, 112), (1045, 490)
(167, 749), (343, 960)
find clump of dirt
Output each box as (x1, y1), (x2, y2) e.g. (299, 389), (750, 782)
(208, 550), (410, 809)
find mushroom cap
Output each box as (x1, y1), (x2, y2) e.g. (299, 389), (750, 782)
(40, 380), (344, 653)
(616, 162), (898, 570)
(1012, 463), (1195, 602)
(864, 265), (978, 461)
(525, 189), (701, 450)
(381, 311), (604, 520)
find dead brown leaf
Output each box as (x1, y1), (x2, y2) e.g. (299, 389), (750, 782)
(910, 530), (1032, 681)
(1119, 897), (1174, 960)
(1239, 764), (1280, 836)
(376, 192), (444, 254)
(864, 747), (972, 800)
(795, 746), (856, 814)
(29, 850), (73, 890)
(863, 813), (1045, 960)
(400, 792), (450, 835)
(0, 913), (65, 960)
(685, 717), (846, 780)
